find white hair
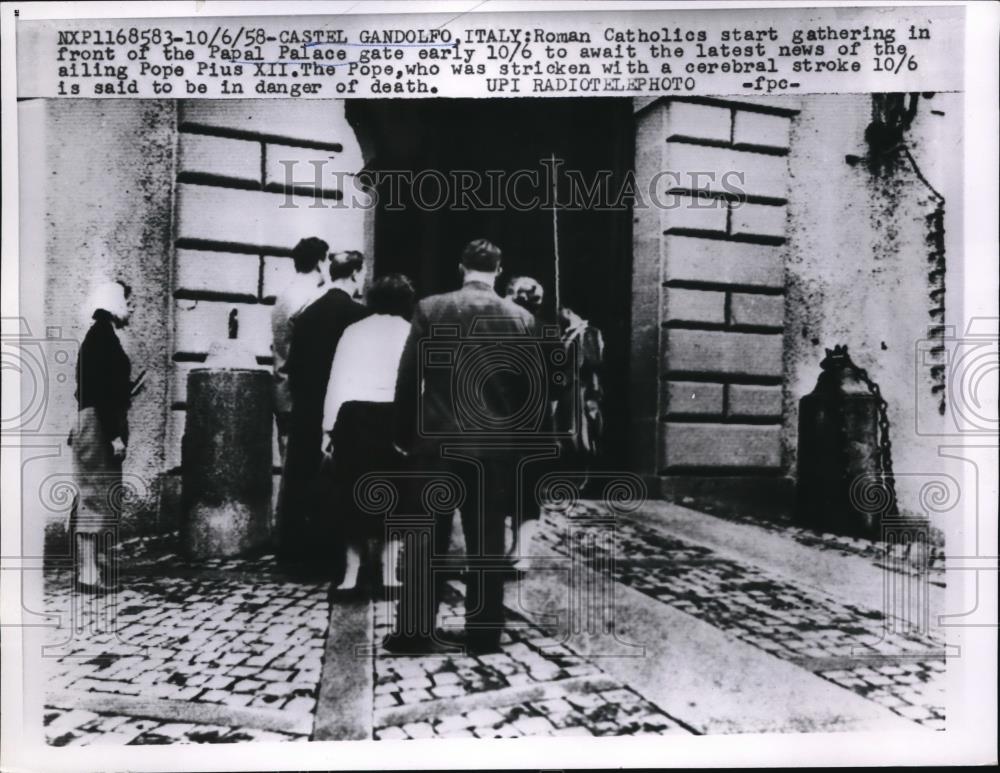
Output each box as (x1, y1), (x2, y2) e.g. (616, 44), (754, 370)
(85, 280), (129, 325)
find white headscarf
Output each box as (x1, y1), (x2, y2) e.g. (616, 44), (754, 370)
(85, 280), (129, 326)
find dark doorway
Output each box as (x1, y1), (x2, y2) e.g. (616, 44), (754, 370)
(347, 98), (635, 465)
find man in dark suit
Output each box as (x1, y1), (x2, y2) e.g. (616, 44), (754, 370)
(280, 250), (369, 568)
(385, 239), (540, 655)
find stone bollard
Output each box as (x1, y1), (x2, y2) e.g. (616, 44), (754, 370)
(182, 367), (272, 559)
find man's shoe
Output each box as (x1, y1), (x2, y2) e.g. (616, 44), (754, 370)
(381, 633), (459, 656)
(431, 629), (502, 654)
(434, 627), (466, 648)
(328, 584), (364, 603)
(464, 638), (503, 655)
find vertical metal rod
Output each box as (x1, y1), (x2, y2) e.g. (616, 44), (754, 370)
(550, 153), (561, 315)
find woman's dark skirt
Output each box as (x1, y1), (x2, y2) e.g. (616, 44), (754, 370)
(329, 400), (406, 542)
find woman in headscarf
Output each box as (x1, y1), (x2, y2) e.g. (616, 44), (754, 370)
(70, 279), (136, 593)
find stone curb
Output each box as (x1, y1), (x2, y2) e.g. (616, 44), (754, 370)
(46, 689), (313, 736)
(373, 674), (619, 728)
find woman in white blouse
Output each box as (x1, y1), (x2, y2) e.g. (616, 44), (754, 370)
(323, 274), (415, 593)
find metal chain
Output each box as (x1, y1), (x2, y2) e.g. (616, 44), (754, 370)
(854, 365), (900, 516)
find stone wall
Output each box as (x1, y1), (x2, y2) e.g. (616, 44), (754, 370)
(631, 96), (797, 490)
(19, 99), (177, 538)
(631, 93), (961, 523)
(23, 98), (369, 538)
(784, 93), (961, 523)
(164, 100), (369, 523)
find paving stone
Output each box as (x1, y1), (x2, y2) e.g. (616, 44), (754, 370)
(110, 718), (161, 737)
(894, 704), (935, 721)
(871, 693), (907, 708)
(397, 677), (432, 691)
(513, 716), (555, 734)
(284, 696), (316, 714)
(262, 681), (297, 697)
(257, 668), (295, 682)
(433, 714), (473, 732)
(402, 721), (435, 739)
(204, 675), (235, 690)
(93, 715), (132, 732)
(220, 693), (254, 708)
(375, 725), (408, 740)
(247, 694), (284, 709)
(505, 673), (535, 687)
(45, 709), (100, 736)
(600, 688), (641, 704)
(432, 672), (461, 686)
(526, 663), (562, 679)
(149, 723), (197, 739)
(295, 669), (321, 684)
(534, 698), (575, 716)
(465, 708), (504, 727)
(566, 692), (603, 710)
(390, 662), (425, 678)
(431, 684), (465, 698)
(398, 689), (433, 705)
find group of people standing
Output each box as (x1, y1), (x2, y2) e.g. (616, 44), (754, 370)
(272, 238), (425, 593)
(272, 236), (606, 654)
(65, 239), (605, 646)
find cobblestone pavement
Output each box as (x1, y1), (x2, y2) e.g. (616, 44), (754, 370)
(43, 554), (328, 746)
(42, 502), (947, 744)
(534, 503), (947, 730)
(672, 496), (946, 585)
(371, 583), (696, 739)
(43, 707), (301, 746)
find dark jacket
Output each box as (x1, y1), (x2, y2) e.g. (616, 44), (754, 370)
(75, 314), (131, 443)
(394, 279), (539, 457)
(286, 287), (370, 432)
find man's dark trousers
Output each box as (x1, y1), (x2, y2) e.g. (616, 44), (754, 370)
(394, 449), (512, 651)
(390, 278), (539, 651)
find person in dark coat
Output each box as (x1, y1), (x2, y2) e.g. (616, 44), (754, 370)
(323, 274), (416, 593)
(71, 280), (138, 593)
(279, 250), (369, 569)
(384, 239), (538, 655)
(557, 305), (606, 488)
(503, 275), (563, 568)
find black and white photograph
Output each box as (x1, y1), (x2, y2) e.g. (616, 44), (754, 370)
(1, 2), (996, 770)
